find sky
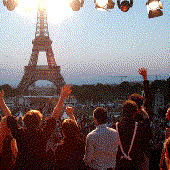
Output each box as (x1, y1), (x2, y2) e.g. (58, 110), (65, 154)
(0, 0), (169, 87)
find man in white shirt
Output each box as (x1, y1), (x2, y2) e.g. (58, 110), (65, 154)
(84, 107), (119, 170)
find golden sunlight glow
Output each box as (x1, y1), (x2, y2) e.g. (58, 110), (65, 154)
(15, 0), (37, 19)
(38, 0), (46, 11)
(148, 1), (159, 10)
(96, 0), (108, 8)
(96, 7), (107, 11)
(15, 0), (75, 24)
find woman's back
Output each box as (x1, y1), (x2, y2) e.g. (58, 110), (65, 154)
(116, 118), (150, 170)
(55, 137), (86, 170)
(55, 117), (87, 170)
(0, 135), (15, 170)
(7, 116), (56, 170)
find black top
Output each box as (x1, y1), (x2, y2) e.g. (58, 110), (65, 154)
(143, 80), (153, 120)
(116, 118), (150, 170)
(7, 116), (56, 170)
(55, 136), (86, 170)
(0, 135), (15, 170)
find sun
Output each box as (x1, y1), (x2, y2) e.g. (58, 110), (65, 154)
(15, 0), (75, 24)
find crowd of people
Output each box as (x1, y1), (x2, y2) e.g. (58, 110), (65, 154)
(0, 68), (169, 170)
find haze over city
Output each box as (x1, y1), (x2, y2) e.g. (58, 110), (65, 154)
(0, 0), (169, 87)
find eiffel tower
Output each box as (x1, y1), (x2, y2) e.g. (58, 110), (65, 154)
(16, 0), (65, 94)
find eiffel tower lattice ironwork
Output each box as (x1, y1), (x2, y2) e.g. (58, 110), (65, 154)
(16, 0), (65, 94)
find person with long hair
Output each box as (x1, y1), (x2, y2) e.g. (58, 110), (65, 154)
(160, 107), (170, 170)
(116, 100), (150, 170)
(0, 116), (18, 170)
(129, 68), (153, 120)
(0, 84), (72, 170)
(55, 106), (87, 170)
(128, 68), (153, 170)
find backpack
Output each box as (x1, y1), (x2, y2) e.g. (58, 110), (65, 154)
(116, 122), (138, 170)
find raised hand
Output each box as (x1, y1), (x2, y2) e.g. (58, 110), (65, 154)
(60, 84), (72, 101)
(52, 84), (72, 120)
(138, 68), (147, 80)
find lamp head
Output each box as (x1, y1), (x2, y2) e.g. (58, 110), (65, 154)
(69, 0), (82, 11)
(118, 0), (133, 12)
(146, 0), (163, 10)
(94, 0), (107, 11)
(107, 0), (115, 9)
(95, 0), (115, 11)
(121, 4), (129, 12)
(146, 0), (163, 18)
(148, 9), (163, 18)
(3, 0), (18, 11)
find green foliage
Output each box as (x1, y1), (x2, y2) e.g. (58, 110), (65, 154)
(71, 79), (170, 104)
(0, 77), (169, 105)
(71, 81), (143, 103)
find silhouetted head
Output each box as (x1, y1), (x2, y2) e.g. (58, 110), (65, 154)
(93, 107), (108, 125)
(22, 110), (43, 129)
(122, 100), (138, 118)
(129, 93), (145, 109)
(61, 119), (81, 138)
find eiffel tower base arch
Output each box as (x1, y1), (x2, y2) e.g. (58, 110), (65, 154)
(16, 65), (65, 95)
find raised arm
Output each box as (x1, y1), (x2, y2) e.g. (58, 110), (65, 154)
(138, 68), (154, 120)
(0, 90), (11, 117)
(51, 84), (72, 120)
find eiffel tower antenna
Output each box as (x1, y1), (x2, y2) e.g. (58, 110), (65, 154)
(28, 0), (56, 67)
(16, 0), (65, 94)
(36, 0), (49, 37)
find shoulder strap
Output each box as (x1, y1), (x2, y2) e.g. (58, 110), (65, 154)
(116, 122), (138, 161)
